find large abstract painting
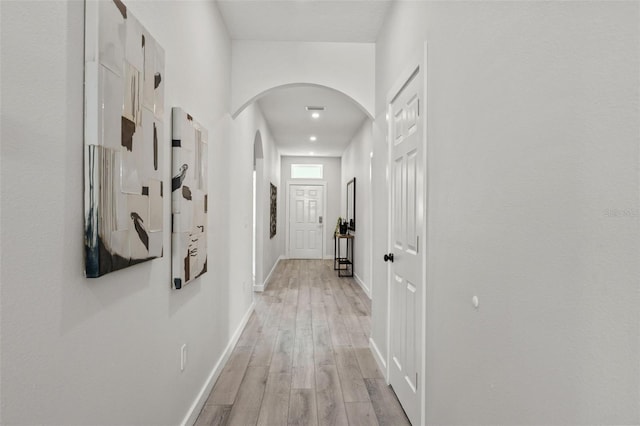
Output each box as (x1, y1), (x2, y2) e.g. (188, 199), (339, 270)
(270, 183), (277, 239)
(84, 0), (165, 278)
(171, 108), (208, 289)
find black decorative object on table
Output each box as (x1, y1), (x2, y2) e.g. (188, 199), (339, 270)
(339, 220), (348, 235)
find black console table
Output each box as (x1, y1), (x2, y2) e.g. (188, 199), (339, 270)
(334, 234), (354, 277)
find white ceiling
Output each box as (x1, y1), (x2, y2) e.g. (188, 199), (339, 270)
(257, 86), (368, 157)
(218, 0), (382, 157)
(217, 0), (392, 43)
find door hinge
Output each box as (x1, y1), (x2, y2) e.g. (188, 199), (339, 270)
(416, 236), (419, 253)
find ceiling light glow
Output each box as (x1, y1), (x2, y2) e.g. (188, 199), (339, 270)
(311, 112), (320, 119)
(310, 136), (317, 142)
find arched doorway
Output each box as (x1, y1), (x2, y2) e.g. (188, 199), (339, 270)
(237, 83), (374, 297)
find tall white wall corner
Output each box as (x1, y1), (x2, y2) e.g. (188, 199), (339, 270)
(353, 273), (371, 299)
(231, 41), (375, 118)
(369, 337), (387, 381)
(254, 255), (284, 292)
(181, 301), (256, 426)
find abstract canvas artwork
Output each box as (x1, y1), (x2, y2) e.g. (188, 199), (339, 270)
(84, 0), (165, 277)
(171, 108), (208, 289)
(270, 183), (277, 239)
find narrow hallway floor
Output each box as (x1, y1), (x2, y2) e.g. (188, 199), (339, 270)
(195, 259), (411, 426)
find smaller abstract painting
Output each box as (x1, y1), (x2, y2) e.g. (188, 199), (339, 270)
(270, 183), (277, 239)
(171, 108), (208, 289)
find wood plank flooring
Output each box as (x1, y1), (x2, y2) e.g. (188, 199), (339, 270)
(195, 259), (411, 426)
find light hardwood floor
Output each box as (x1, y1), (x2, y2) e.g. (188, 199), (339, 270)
(195, 259), (411, 426)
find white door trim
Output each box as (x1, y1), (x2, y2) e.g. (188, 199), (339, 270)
(369, 150), (374, 299)
(384, 42), (429, 426)
(285, 180), (328, 259)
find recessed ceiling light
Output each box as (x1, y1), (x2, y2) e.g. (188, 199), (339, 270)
(310, 136), (317, 142)
(311, 112), (320, 119)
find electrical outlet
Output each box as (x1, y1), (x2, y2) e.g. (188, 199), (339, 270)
(180, 344), (187, 372)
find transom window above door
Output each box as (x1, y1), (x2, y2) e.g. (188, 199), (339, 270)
(291, 164), (323, 179)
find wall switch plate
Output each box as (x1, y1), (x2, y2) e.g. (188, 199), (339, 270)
(180, 344), (187, 372)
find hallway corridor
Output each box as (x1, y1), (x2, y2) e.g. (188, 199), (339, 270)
(195, 260), (410, 426)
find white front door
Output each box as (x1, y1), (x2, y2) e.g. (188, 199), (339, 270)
(289, 185), (324, 259)
(387, 66), (424, 426)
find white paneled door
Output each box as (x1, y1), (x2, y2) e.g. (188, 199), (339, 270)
(387, 66), (424, 426)
(289, 185), (324, 259)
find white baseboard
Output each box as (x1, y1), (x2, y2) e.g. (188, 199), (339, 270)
(323, 254), (334, 260)
(253, 255), (283, 292)
(370, 337), (387, 381)
(181, 301), (256, 426)
(353, 273), (371, 299)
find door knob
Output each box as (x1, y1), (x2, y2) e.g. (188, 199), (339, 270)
(383, 253), (394, 262)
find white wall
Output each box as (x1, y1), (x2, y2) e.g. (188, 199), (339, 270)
(0, 1), (254, 424)
(231, 41), (375, 117)
(341, 120), (374, 295)
(228, 104), (257, 297)
(370, 111), (390, 366)
(373, 1), (640, 424)
(281, 156), (341, 259)
(261, 116), (285, 282)
(232, 103), (284, 290)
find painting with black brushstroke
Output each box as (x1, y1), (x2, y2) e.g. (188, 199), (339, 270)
(84, 0), (165, 277)
(270, 183), (277, 239)
(171, 108), (208, 289)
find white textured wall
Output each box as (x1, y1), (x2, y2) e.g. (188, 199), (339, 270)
(341, 121), (373, 295)
(0, 1), (254, 424)
(228, 103), (258, 303)
(261, 115), (285, 280)
(232, 103), (284, 288)
(281, 156), (342, 258)
(231, 41), (375, 117)
(370, 111), (390, 364)
(374, 1), (640, 424)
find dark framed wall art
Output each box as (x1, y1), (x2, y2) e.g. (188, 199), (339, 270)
(270, 183), (277, 239)
(346, 177), (356, 231)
